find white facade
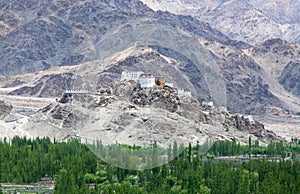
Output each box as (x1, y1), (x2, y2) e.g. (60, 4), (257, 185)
(244, 115), (255, 124)
(165, 82), (174, 88)
(184, 91), (192, 97)
(178, 89), (192, 97)
(178, 89), (185, 96)
(65, 90), (89, 94)
(219, 106), (228, 113)
(121, 71), (144, 82)
(138, 74), (155, 88)
(202, 101), (214, 107)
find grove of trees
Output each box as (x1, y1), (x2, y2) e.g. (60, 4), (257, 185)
(0, 136), (300, 193)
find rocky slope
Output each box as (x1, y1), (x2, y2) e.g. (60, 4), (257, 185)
(279, 62), (300, 97)
(247, 39), (300, 79)
(8, 73), (76, 97)
(0, 0), (299, 120)
(197, 38), (284, 115)
(0, 101), (12, 120)
(0, 81), (285, 146)
(194, 35), (300, 114)
(5, 42), (287, 115)
(141, 0), (300, 45)
(244, 39), (300, 112)
(248, 0), (300, 24)
(3, 39), (299, 116)
(0, 0), (235, 77)
(0, 78), (295, 147)
(36, 81), (284, 146)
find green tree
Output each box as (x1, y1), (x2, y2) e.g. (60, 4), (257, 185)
(55, 169), (68, 194)
(188, 142), (192, 163)
(248, 136), (252, 158)
(173, 141), (178, 160)
(200, 185), (211, 194)
(55, 169), (78, 194)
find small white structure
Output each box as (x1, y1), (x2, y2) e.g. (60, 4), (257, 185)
(65, 90), (89, 94)
(244, 115), (255, 124)
(184, 91), (192, 97)
(202, 101), (214, 107)
(219, 106), (228, 113)
(121, 71), (144, 82)
(138, 74), (155, 88)
(178, 89), (192, 97)
(165, 82), (174, 88)
(178, 89), (185, 96)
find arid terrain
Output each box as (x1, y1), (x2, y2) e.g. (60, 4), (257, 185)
(0, 0), (299, 144)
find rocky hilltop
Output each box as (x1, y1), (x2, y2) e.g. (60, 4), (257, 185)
(36, 81), (283, 147)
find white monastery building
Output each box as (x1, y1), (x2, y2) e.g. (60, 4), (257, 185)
(178, 89), (192, 97)
(121, 71), (144, 82)
(138, 74), (156, 88)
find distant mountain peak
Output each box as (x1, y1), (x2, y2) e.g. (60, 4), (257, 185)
(141, 0), (300, 45)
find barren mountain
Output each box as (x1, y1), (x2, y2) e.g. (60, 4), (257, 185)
(0, 0), (235, 77)
(3, 42), (290, 115)
(0, 0), (299, 143)
(248, 39), (300, 79)
(198, 37), (300, 114)
(141, 0), (300, 45)
(248, 0), (300, 24)
(279, 62), (300, 97)
(244, 39), (300, 112)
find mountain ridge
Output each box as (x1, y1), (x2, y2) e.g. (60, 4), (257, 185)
(0, 0), (240, 77)
(0, 0), (299, 118)
(141, 0), (300, 45)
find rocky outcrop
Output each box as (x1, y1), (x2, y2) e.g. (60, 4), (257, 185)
(42, 81), (284, 144)
(130, 86), (181, 112)
(226, 115), (284, 142)
(0, 101), (13, 120)
(112, 81), (138, 97)
(279, 62), (300, 97)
